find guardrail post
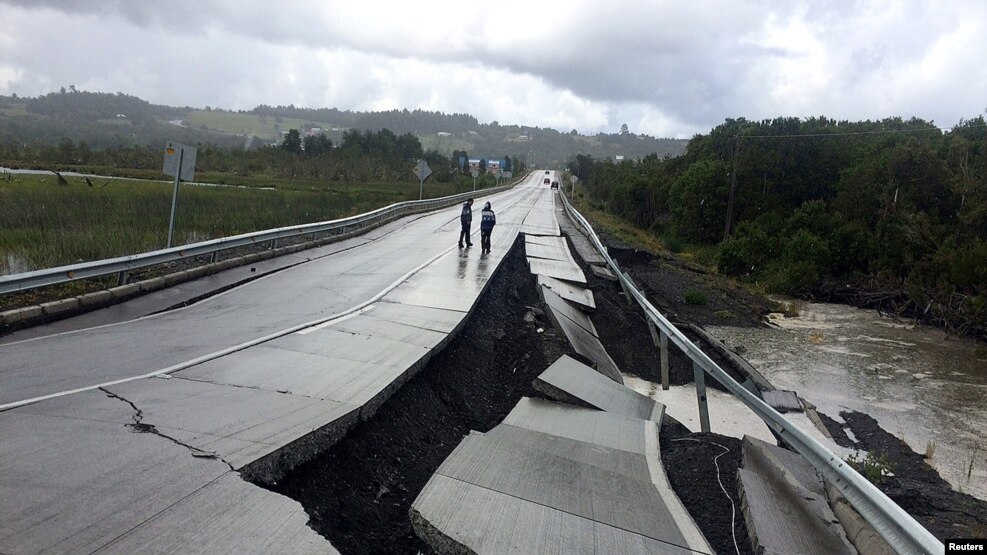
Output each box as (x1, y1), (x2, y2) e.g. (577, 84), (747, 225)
(612, 262), (635, 306)
(693, 361), (711, 433)
(116, 270), (128, 286)
(660, 331), (670, 390)
(270, 238), (277, 249)
(646, 321), (671, 390)
(210, 251), (218, 264)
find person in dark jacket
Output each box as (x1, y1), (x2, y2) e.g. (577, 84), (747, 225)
(458, 198), (474, 247)
(480, 201), (496, 253)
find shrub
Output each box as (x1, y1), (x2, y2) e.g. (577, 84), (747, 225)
(846, 451), (896, 486)
(684, 290), (707, 305)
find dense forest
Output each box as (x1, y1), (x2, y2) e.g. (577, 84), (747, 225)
(569, 116), (987, 339)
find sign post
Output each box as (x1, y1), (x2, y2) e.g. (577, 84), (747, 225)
(413, 160), (432, 200)
(162, 141), (197, 248)
(470, 168), (480, 191)
(569, 175), (578, 194)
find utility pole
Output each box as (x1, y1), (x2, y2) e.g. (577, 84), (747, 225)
(723, 135), (739, 242)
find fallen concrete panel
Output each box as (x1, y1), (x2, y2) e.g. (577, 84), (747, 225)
(540, 285), (598, 337)
(97, 472), (336, 554)
(502, 397), (645, 453)
(483, 424), (649, 480)
(433, 433), (690, 547)
(524, 235), (567, 248)
(591, 264), (618, 281)
(555, 209), (608, 265)
(540, 287), (622, 383)
(527, 257), (586, 284)
(412, 398), (711, 554)
(533, 355), (663, 422)
(412, 474), (677, 554)
(537, 275), (595, 311)
(762, 389), (803, 413)
(524, 241), (576, 265)
(739, 435), (854, 555)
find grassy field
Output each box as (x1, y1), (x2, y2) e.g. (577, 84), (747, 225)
(0, 172), (475, 274)
(184, 110), (316, 140)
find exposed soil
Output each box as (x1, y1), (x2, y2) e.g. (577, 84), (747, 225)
(574, 236), (754, 391)
(828, 410), (987, 540)
(660, 419), (752, 555)
(261, 239), (575, 554)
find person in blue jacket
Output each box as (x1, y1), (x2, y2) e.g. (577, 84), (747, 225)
(480, 201), (496, 253)
(458, 198), (473, 248)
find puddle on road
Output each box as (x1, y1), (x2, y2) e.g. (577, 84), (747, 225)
(710, 299), (987, 500)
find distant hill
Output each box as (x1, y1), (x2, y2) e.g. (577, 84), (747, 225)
(0, 90), (687, 166)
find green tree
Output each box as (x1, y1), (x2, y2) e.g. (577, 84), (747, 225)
(281, 129), (302, 154)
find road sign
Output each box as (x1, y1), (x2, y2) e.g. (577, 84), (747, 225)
(502, 171), (513, 179)
(163, 141), (197, 249)
(469, 168), (480, 178)
(570, 175), (578, 184)
(413, 160), (432, 181)
(414, 160), (432, 200)
(493, 170), (503, 179)
(163, 141), (196, 181)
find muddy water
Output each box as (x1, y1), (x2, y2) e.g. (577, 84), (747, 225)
(709, 300), (987, 500)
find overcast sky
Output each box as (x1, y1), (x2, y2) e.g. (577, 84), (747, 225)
(0, 1), (984, 138)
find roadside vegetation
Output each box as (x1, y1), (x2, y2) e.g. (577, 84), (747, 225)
(0, 124), (513, 274)
(568, 116), (987, 339)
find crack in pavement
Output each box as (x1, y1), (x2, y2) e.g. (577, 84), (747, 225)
(99, 386), (235, 472)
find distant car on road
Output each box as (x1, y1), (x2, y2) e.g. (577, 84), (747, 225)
(543, 178), (550, 184)
(545, 170), (550, 174)
(551, 181), (559, 189)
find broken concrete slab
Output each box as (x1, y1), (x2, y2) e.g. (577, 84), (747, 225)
(433, 432), (686, 543)
(590, 264), (618, 281)
(537, 275), (595, 311)
(762, 389), (804, 413)
(523, 235), (567, 248)
(739, 435), (854, 555)
(540, 287), (622, 383)
(527, 257), (586, 284)
(412, 473), (678, 554)
(412, 397), (711, 555)
(524, 240), (576, 265)
(533, 355), (663, 422)
(501, 397), (645, 453)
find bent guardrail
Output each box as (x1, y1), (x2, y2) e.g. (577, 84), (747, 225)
(558, 190), (943, 555)
(1, 183), (516, 295)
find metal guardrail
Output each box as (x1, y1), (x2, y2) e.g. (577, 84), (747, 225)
(0, 184), (515, 295)
(558, 190), (943, 555)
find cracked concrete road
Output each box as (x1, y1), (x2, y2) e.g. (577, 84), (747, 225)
(0, 173), (559, 553)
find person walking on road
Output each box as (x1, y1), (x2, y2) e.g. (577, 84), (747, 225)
(480, 201), (496, 253)
(459, 198), (474, 248)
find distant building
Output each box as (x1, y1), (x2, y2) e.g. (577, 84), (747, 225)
(304, 128), (324, 137)
(615, 155), (625, 161)
(437, 131), (451, 137)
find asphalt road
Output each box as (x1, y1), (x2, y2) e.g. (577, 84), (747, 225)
(0, 173), (547, 409)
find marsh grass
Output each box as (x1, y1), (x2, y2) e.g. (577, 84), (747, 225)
(0, 174), (468, 274)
